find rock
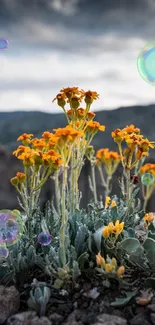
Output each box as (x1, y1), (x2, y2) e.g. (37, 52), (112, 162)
(130, 314), (151, 325)
(0, 285), (20, 324)
(61, 310), (82, 325)
(7, 311), (52, 325)
(150, 313), (155, 325)
(49, 313), (64, 324)
(94, 313), (127, 325)
(147, 304), (155, 312)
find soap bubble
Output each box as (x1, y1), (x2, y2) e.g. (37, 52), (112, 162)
(0, 38), (9, 50)
(38, 231), (52, 246)
(137, 41), (155, 85)
(0, 210), (24, 247)
(0, 245), (9, 259)
(141, 173), (155, 186)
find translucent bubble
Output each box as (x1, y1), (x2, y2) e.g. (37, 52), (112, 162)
(141, 173), (155, 186)
(0, 38), (9, 51)
(0, 210), (24, 246)
(38, 232), (52, 246)
(0, 245), (9, 259)
(137, 41), (155, 85)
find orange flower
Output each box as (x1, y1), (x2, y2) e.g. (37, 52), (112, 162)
(60, 87), (84, 99)
(13, 146), (31, 157)
(17, 133), (34, 145)
(84, 90), (99, 104)
(31, 138), (46, 150)
(123, 124), (140, 135)
(87, 111), (96, 120)
(111, 129), (125, 143)
(16, 172), (26, 182)
(144, 213), (155, 225)
(52, 93), (66, 108)
(96, 253), (106, 268)
(85, 121), (105, 133)
(140, 164), (155, 176)
(117, 266), (125, 277)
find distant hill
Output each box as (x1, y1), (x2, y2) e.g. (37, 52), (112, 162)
(0, 104), (155, 154)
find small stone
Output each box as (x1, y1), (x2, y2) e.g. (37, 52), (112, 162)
(147, 304), (155, 312)
(0, 285), (20, 324)
(94, 313), (127, 325)
(7, 312), (52, 325)
(49, 313), (64, 323)
(150, 313), (155, 325)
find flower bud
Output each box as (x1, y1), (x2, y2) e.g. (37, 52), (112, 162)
(117, 266), (125, 277)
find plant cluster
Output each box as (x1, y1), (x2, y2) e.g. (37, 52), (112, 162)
(1, 87), (155, 310)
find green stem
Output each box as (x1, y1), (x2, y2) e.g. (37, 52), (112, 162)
(91, 162), (97, 203)
(60, 165), (68, 267)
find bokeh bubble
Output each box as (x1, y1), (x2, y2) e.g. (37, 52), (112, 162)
(0, 245), (9, 259)
(141, 172), (155, 186)
(137, 41), (155, 85)
(38, 231), (52, 246)
(0, 38), (9, 50)
(0, 210), (24, 247)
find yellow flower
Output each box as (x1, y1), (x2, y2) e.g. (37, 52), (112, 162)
(117, 266), (125, 278)
(114, 220), (124, 236)
(96, 253), (106, 268)
(111, 257), (117, 268)
(105, 196), (111, 208)
(105, 263), (114, 273)
(102, 226), (110, 238)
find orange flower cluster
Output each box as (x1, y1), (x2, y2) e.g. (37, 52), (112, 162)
(96, 253), (125, 278)
(111, 124), (154, 169)
(12, 125), (85, 169)
(67, 108), (96, 121)
(140, 163), (155, 176)
(96, 148), (120, 175)
(52, 87), (99, 109)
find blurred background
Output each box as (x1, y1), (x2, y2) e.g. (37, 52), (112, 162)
(0, 0), (155, 211)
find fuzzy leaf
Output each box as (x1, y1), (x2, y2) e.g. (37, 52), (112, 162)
(118, 238), (140, 253)
(94, 226), (104, 251)
(143, 238), (155, 252)
(111, 291), (136, 306)
(145, 278), (155, 289)
(72, 260), (81, 280)
(75, 225), (88, 256)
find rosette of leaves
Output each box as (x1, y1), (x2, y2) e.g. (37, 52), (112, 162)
(28, 278), (51, 316)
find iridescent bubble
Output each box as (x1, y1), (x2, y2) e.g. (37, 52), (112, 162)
(0, 210), (24, 246)
(141, 173), (155, 186)
(0, 38), (9, 51)
(38, 232), (52, 246)
(137, 41), (155, 85)
(0, 245), (9, 259)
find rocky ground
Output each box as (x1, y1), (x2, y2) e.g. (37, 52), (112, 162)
(1, 271), (155, 325)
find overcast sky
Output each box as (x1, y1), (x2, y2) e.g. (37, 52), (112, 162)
(0, 0), (155, 113)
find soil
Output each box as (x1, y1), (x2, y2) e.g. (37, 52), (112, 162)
(4, 267), (155, 325)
